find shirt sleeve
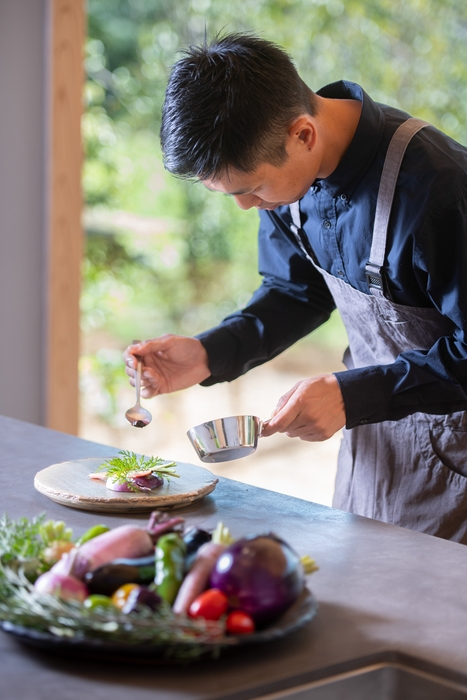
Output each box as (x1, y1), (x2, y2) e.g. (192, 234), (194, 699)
(196, 209), (336, 385)
(335, 195), (467, 428)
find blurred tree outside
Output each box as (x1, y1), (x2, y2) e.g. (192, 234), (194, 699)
(80, 0), (467, 501)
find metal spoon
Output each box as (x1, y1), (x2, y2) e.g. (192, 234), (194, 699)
(125, 340), (152, 428)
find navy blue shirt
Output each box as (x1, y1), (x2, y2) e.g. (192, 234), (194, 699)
(197, 81), (467, 429)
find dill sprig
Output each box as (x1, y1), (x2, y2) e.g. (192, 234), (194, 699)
(99, 450), (180, 488)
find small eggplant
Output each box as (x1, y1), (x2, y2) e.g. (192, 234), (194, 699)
(183, 528), (212, 571)
(209, 535), (305, 626)
(84, 560), (155, 596)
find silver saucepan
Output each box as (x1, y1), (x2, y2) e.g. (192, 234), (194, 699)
(187, 415), (264, 463)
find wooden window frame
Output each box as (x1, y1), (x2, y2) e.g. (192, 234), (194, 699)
(46, 0), (85, 434)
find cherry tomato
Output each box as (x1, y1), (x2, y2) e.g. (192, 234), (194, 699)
(111, 583), (141, 610)
(225, 611), (255, 635)
(188, 588), (229, 620)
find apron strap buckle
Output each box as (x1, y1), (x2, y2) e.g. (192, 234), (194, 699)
(365, 262), (392, 299)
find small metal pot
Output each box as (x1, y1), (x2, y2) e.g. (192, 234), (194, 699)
(187, 415), (263, 463)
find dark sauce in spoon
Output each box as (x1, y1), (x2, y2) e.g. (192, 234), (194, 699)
(132, 419), (149, 428)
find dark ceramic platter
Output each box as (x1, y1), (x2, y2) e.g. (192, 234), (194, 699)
(0, 588), (318, 664)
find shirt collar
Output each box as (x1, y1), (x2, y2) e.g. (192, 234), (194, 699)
(315, 81), (386, 199)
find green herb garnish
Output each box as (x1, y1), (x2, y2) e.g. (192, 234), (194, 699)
(99, 450), (179, 490)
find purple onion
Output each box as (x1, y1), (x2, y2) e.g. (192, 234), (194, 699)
(106, 478), (133, 492)
(106, 474), (164, 492)
(209, 535), (304, 626)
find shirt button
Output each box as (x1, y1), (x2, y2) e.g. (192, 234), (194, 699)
(323, 220), (331, 229)
(337, 270), (344, 276)
(340, 193), (348, 202)
(360, 419), (368, 425)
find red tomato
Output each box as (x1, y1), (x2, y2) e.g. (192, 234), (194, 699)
(225, 610), (255, 634)
(188, 588), (229, 620)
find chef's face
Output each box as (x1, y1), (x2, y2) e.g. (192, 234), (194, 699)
(202, 116), (321, 210)
(203, 154), (318, 211)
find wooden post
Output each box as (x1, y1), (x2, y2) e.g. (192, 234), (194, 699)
(46, 0), (85, 434)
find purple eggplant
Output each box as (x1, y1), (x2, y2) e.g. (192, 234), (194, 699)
(209, 534), (304, 626)
(183, 527), (212, 570)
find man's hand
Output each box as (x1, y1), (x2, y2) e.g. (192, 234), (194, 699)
(261, 374), (346, 442)
(123, 335), (211, 399)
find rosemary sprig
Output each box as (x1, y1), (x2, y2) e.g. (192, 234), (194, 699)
(99, 450), (180, 488)
(0, 560), (230, 659)
(0, 514), (232, 660)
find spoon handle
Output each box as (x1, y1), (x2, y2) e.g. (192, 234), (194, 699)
(132, 339), (142, 405)
(135, 359), (142, 404)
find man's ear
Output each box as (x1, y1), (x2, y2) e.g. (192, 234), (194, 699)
(287, 115), (315, 149)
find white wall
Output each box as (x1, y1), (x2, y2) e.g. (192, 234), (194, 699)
(0, 0), (48, 424)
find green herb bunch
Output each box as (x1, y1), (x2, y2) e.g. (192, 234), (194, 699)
(0, 513), (47, 564)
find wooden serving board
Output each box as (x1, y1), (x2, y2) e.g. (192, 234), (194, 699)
(34, 457), (219, 513)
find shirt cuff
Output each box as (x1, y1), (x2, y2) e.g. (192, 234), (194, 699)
(334, 365), (390, 429)
(195, 327), (239, 386)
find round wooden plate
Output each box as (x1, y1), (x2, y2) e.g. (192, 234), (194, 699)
(34, 457), (219, 513)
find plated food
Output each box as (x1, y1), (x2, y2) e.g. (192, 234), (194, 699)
(0, 512), (318, 661)
(88, 450), (180, 493)
(34, 456), (219, 512)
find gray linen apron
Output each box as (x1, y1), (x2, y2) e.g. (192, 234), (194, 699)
(290, 118), (467, 543)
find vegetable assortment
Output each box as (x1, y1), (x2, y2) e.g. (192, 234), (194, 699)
(0, 512), (318, 659)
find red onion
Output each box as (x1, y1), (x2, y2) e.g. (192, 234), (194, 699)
(209, 535), (304, 626)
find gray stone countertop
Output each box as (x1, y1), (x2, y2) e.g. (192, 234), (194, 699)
(0, 414), (466, 700)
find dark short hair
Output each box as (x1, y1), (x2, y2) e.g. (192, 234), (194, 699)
(160, 33), (317, 180)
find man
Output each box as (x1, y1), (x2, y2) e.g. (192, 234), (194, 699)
(124, 33), (467, 542)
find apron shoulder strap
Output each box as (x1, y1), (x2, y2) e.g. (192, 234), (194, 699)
(365, 117), (430, 298)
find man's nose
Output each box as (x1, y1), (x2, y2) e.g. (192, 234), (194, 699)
(233, 193), (262, 210)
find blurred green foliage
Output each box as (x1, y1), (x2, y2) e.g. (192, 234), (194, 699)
(82, 0), (467, 418)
